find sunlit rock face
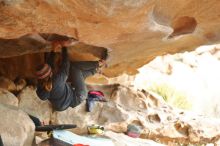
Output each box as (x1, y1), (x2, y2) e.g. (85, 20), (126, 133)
(134, 45), (220, 118)
(1, 0), (220, 77)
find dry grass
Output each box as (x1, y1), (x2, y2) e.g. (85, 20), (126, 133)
(148, 83), (192, 110)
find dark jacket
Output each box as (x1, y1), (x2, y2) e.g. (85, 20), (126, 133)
(36, 48), (76, 111)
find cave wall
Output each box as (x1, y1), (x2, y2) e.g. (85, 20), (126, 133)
(0, 41), (109, 80)
(1, 0), (220, 77)
(0, 53), (44, 80)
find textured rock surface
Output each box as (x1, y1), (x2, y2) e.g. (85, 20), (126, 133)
(0, 76), (16, 91)
(1, 0), (220, 77)
(104, 131), (165, 146)
(0, 104), (35, 146)
(18, 86), (52, 124)
(134, 45), (220, 118)
(50, 84), (220, 145)
(0, 88), (18, 106)
(1, 82), (220, 145)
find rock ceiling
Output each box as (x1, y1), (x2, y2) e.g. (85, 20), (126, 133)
(1, 0), (220, 77)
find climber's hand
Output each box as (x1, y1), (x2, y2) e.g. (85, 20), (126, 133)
(98, 59), (107, 68)
(62, 38), (79, 47)
(51, 38), (78, 51)
(97, 59), (107, 75)
(51, 41), (62, 52)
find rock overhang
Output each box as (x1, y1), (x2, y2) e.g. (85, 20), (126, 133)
(1, 0), (220, 78)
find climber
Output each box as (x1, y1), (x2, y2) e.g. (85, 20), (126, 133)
(36, 42), (108, 111)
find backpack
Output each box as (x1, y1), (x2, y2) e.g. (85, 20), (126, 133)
(86, 91), (106, 112)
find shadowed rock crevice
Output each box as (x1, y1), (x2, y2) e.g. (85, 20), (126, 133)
(168, 16), (197, 38)
(174, 122), (190, 136)
(0, 33), (72, 58)
(148, 114), (161, 123)
(0, 33), (109, 80)
(0, 33), (109, 58)
(0, 36), (48, 58)
(150, 4), (197, 40)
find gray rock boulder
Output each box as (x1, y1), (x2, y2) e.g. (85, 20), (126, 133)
(0, 88), (18, 106)
(0, 104), (35, 146)
(18, 86), (52, 124)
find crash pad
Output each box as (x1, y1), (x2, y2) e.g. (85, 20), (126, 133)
(52, 130), (114, 146)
